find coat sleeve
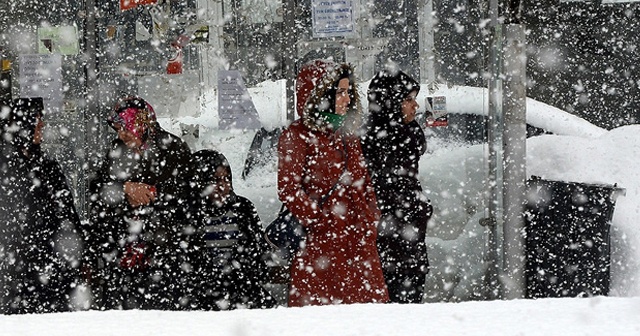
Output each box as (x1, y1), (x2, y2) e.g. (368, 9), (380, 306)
(276, 126), (323, 226)
(43, 158), (81, 229)
(88, 140), (128, 210)
(237, 197), (272, 284)
(362, 126), (396, 179)
(155, 133), (192, 198)
(42, 158), (84, 275)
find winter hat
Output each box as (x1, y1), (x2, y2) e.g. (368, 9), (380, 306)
(108, 96), (157, 146)
(367, 69), (420, 123)
(192, 149), (233, 191)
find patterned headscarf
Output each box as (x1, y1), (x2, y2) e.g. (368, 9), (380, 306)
(108, 96), (157, 147)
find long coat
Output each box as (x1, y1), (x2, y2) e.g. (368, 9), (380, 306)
(0, 144), (82, 314)
(277, 61), (388, 306)
(362, 70), (431, 279)
(87, 128), (193, 309)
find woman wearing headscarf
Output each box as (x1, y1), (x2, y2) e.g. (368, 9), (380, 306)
(87, 96), (193, 310)
(0, 98), (83, 314)
(362, 68), (432, 303)
(277, 60), (389, 306)
(189, 149), (277, 310)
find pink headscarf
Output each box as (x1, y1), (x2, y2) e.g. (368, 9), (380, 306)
(108, 96), (157, 147)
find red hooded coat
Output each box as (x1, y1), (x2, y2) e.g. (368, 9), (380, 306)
(278, 60), (389, 306)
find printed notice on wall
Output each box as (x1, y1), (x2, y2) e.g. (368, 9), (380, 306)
(311, 0), (355, 38)
(19, 54), (63, 114)
(37, 25), (80, 55)
(426, 96), (448, 127)
(217, 70), (261, 130)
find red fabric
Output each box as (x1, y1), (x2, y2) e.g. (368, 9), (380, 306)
(120, 0), (157, 11)
(166, 48), (183, 75)
(278, 121), (388, 306)
(295, 60), (333, 117)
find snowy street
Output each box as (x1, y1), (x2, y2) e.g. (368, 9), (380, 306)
(2, 297), (639, 335)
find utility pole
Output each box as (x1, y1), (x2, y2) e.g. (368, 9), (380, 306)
(485, 0), (527, 300)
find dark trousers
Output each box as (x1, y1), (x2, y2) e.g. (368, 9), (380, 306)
(384, 272), (425, 304)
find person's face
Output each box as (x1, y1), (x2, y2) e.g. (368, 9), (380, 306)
(401, 91), (419, 124)
(335, 78), (351, 116)
(207, 166), (231, 206)
(33, 116), (44, 145)
(115, 124), (143, 150)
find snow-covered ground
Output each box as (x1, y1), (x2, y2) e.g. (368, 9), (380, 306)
(3, 296), (640, 335)
(6, 80), (634, 335)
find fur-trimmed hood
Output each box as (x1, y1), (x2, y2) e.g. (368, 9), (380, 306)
(296, 60), (363, 134)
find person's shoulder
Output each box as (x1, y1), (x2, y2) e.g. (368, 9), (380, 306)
(283, 119), (307, 134)
(232, 194), (258, 211)
(155, 128), (190, 151)
(41, 155), (63, 171)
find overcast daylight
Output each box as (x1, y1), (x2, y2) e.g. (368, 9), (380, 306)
(2, 1), (640, 335)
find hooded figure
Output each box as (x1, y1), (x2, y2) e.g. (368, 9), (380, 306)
(189, 150), (276, 310)
(362, 69), (432, 303)
(87, 96), (193, 310)
(277, 59), (389, 306)
(0, 98), (82, 314)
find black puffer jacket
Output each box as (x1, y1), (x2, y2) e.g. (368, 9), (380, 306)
(362, 70), (431, 276)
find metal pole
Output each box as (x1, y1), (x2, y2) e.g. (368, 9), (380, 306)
(483, 22), (503, 300)
(501, 23), (527, 300)
(282, 0), (297, 122)
(482, 0), (503, 301)
(83, 0), (100, 218)
(419, 0), (436, 87)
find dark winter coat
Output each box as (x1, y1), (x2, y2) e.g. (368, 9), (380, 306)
(87, 127), (193, 310)
(0, 102), (82, 314)
(362, 70), (431, 277)
(191, 194), (276, 310)
(189, 149), (276, 310)
(278, 60), (389, 306)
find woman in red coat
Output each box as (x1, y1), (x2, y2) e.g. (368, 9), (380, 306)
(277, 60), (389, 307)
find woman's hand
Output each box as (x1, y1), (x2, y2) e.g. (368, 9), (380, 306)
(123, 182), (157, 207)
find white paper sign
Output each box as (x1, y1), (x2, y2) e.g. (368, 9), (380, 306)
(217, 70), (261, 130)
(19, 54), (63, 114)
(311, 0), (355, 38)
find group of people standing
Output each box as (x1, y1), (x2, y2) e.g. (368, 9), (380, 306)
(280, 60), (432, 306)
(0, 58), (431, 314)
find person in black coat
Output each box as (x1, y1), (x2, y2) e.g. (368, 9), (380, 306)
(189, 149), (276, 310)
(86, 96), (194, 310)
(361, 69), (432, 304)
(0, 98), (83, 314)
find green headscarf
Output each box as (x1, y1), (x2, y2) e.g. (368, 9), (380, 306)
(319, 111), (346, 130)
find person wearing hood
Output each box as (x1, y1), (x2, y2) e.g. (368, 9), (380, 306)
(87, 96), (193, 310)
(277, 59), (389, 306)
(362, 68), (432, 303)
(0, 98), (83, 314)
(189, 149), (277, 310)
